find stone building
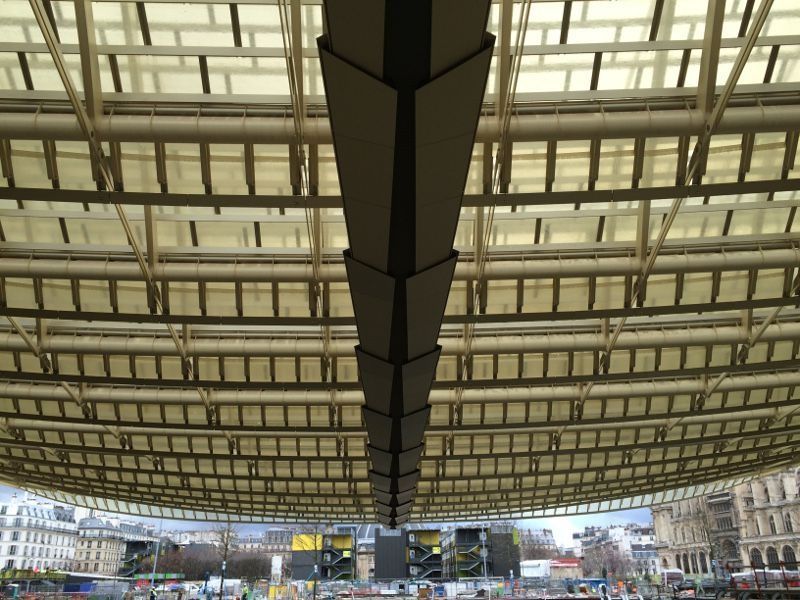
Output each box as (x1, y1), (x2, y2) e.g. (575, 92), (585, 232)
(519, 528), (559, 559)
(652, 490), (744, 577)
(263, 528), (293, 567)
(0, 496), (78, 571)
(579, 524), (658, 577)
(74, 517), (128, 575)
(738, 470), (800, 571)
(652, 467), (800, 576)
(75, 517), (158, 576)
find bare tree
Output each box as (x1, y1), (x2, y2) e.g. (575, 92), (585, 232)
(583, 545), (635, 580)
(229, 553), (270, 580)
(520, 546), (558, 561)
(213, 523), (239, 600)
(696, 502), (722, 586)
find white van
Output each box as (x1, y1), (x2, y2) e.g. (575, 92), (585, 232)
(660, 569), (685, 587)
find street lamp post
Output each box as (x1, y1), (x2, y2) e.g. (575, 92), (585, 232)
(481, 527), (489, 597)
(150, 538), (161, 592)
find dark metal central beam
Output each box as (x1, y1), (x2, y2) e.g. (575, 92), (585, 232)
(318, 0), (494, 526)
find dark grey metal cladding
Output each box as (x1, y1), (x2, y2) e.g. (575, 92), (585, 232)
(323, 0), (385, 79)
(430, 0), (492, 78)
(394, 488), (416, 506)
(347, 252), (455, 361)
(397, 445), (425, 474)
(405, 253), (457, 359)
(415, 43), (495, 272)
(374, 489), (394, 505)
(362, 409), (394, 453)
(318, 47), (397, 273)
(376, 499), (414, 518)
(363, 407), (429, 453)
(356, 347), (440, 416)
(343, 252), (395, 359)
(369, 471), (393, 493)
(367, 445), (394, 475)
(368, 445), (424, 478)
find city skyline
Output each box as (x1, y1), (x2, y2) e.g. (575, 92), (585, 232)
(0, 484), (651, 549)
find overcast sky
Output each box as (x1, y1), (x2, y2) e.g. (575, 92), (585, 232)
(0, 484), (651, 546)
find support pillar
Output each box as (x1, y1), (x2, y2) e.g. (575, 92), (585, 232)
(318, 0), (494, 526)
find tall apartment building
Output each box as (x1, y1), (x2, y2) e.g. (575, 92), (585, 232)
(239, 534), (264, 552)
(263, 528), (293, 566)
(519, 528), (558, 559)
(74, 517), (159, 576)
(0, 496), (78, 571)
(652, 468), (800, 576)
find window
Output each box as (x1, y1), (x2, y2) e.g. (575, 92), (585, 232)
(770, 516), (778, 535)
(784, 546), (797, 569)
(699, 552), (708, 574)
(8, 546), (16, 556)
(767, 547), (780, 568)
(690, 553), (699, 574)
(751, 548), (764, 568)
(4, 560), (13, 569)
(95, 552), (100, 560)
(786, 514), (793, 533)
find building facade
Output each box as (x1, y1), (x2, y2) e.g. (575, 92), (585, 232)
(579, 524), (658, 577)
(75, 517), (159, 576)
(652, 468), (800, 576)
(291, 533), (354, 581)
(442, 526), (520, 579)
(263, 528), (293, 567)
(0, 496), (78, 572)
(75, 517), (127, 575)
(519, 529), (558, 559)
(738, 470), (800, 571)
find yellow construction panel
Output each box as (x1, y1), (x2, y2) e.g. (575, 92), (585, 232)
(329, 534), (352, 550)
(292, 534), (321, 551)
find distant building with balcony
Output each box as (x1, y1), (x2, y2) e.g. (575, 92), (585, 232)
(75, 517), (158, 576)
(0, 495), (78, 572)
(263, 528), (293, 567)
(519, 528), (559, 559)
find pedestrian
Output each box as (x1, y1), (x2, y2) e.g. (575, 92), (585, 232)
(242, 584), (249, 600)
(150, 587), (157, 600)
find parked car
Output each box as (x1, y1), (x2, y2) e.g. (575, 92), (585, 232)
(675, 579), (696, 592)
